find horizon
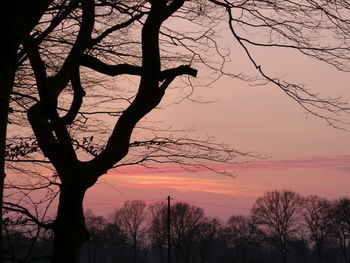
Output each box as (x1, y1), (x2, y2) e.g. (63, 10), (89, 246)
(84, 153), (350, 220)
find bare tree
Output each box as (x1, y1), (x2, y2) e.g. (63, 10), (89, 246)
(301, 195), (332, 263)
(113, 200), (148, 263)
(170, 202), (205, 263)
(251, 190), (302, 263)
(148, 201), (217, 263)
(195, 217), (221, 263)
(224, 215), (259, 263)
(19, 1), (201, 261)
(4, 0), (350, 262)
(328, 197), (350, 263)
(8, 1), (248, 261)
(148, 202), (168, 263)
(0, 1), (54, 259)
(85, 209), (107, 263)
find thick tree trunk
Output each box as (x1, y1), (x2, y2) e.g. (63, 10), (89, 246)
(51, 184), (90, 263)
(0, 44), (18, 263)
(0, 87), (10, 263)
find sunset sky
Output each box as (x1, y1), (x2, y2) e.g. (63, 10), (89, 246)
(84, 41), (350, 220)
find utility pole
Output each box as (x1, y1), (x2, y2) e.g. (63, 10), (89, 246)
(167, 195), (171, 263)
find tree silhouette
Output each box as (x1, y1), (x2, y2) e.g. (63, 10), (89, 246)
(252, 190), (302, 263)
(3, 0), (350, 262)
(170, 202), (205, 263)
(9, 1), (244, 260)
(328, 197), (350, 263)
(301, 195), (332, 263)
(113, 200), (148, 263)
(148, 202), (168, 263)
(5, 192), (350, 262)
(0, 1), (54, 260)
(195, 217), (221, 263)
(85, 209), (107, 263)
(224, 215), (259, 263)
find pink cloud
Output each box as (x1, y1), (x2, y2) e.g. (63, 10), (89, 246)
(234, 155), (350, 173)
(107, 174), (240, 196)
(108, 155), (350, 176)
(85, 155), (350, 218)
(109, 166), (198, 175)
(96, 154), (350, 204)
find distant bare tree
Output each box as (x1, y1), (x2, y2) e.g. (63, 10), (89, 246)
(148, 202), (168, 263)
(328, 198), (350, 263)
(85, 209), (107, 263)
(170, 202), (205, 263)
(113, 200), (148, 263)
(301, 195), (332, 263)
(224, 215), (259, 263)
(195, 217), (221, 263)
(252, 190), (302, 263)
(148, 201), (218, 263)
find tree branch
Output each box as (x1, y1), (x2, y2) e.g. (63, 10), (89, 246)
(60, 67), (86, 125)
(3, 201), (54, 230)
(81, 54), (197, 80)
(86, 0), (194, 176)
(90, 12), (144, 47)
(52, 0), (95, 90)
(81, 54), (142, 76)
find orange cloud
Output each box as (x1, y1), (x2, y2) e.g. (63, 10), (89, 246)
(85, 155), (350, 218)
(99, 154), (350, 205)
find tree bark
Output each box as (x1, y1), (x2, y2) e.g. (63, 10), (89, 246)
(0, 45), (17, 263)
(51, 183), (90, 263)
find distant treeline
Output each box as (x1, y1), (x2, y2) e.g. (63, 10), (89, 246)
(4, 190), (350, 263)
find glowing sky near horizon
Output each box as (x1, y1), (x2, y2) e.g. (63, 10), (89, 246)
(85, 153), (350, 219)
